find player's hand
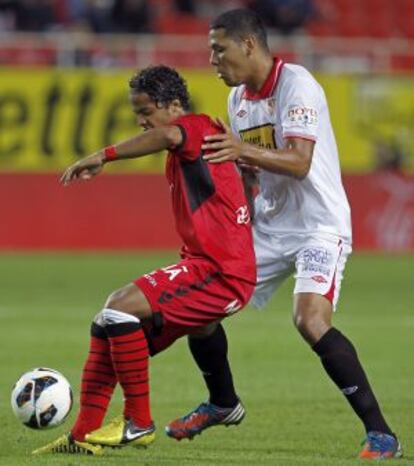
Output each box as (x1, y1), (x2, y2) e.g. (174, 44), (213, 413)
(60, 152), (105, 186)
(202, 117), (243, 163)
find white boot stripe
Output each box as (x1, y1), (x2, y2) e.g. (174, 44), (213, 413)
(224, 410), (243, 424)
(222, 404), (245, 424)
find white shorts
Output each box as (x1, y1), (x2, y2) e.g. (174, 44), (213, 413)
(250, 229), (352, 311)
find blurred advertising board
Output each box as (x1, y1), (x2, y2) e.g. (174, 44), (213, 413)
(344, 173), (414, 251)
(0, 68), (228, 173)
(0, 172), (413, 251)
(0, 68), (413, 173)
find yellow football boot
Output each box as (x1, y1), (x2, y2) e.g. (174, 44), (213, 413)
(86, 415), (155, 448)
(32, 433), (103, 455)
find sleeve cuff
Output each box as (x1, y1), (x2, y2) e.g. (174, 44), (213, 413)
(283, 132), (317, 142)
(170, 124), (187, 152)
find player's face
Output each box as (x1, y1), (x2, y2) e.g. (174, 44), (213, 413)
(129, 92), (181, 130)
(209, 28), (251, 87)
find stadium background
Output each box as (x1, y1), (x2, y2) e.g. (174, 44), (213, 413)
(0, 1), (413, 465)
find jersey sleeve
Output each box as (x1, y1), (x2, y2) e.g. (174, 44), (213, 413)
(170, 114), (206, 161)
(279, 75), (320, 142)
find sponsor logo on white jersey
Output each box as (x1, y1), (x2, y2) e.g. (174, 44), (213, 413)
(287, 105), (318, 126)
(239, 123), (276, 150)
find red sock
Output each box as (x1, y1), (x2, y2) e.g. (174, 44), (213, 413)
(107, 322), (152, 428)
(71, 323), (116, 441)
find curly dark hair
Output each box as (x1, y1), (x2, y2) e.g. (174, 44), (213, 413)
(129, 65), (190, 111)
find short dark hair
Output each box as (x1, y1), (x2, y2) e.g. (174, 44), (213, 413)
(129, 65), (190, 111)
(210, 9), (269, 50)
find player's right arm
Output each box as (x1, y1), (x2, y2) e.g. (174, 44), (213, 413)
(204, 73), (319, 180)
(60, 126), (183, 185)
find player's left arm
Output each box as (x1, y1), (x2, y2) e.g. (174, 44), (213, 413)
(202, 119), (314, 179)
(61, 126), (183, 185)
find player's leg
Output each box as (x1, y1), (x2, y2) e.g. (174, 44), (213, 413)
(181, 229), (290, 410)
(188, 323), (238, 408)
(166, 323), (245, 440)
(166, 231), (286, 440)
(85, 255), (247, 446)
(104, 284), (152, 429)
(182, 228), (289, 406)
(70, 320), (116, 441)
(292, 239), (401, 459)
(128, 258), (254, 441)
(294, 293), (401, 458)
(32, 318), (116, 455)
(33, 282), (156, 454)
(85, 283), (155, 447)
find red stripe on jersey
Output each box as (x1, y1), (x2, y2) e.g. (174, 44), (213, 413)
(242, 57), (284, 101)
(283, 133), (317, 142)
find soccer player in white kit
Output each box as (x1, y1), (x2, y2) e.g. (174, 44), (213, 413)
(166, 9), (402, 460)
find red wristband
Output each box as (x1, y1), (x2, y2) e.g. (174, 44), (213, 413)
(104, 145), (117, 161)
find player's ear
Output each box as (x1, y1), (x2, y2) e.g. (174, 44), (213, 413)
(169, 99), (183, 116)
(243, 35), (256, 56)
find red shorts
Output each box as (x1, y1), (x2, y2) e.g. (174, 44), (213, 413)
(134, 257), (254, 355)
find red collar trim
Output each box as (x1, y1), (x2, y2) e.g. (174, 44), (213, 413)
(242, 57), (284, 101)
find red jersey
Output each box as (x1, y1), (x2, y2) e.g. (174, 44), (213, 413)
(166, 113), (256, 284)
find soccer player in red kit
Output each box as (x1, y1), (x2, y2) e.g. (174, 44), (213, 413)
(32, 65), (256, 456)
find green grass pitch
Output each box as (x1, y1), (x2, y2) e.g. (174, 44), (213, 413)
(0, 252), (413, 466)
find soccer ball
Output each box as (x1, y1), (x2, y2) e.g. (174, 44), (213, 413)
(11, 368), (73, 429)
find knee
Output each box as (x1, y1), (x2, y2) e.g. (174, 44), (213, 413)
(293, 308), (319, 335)
(293, 303), (331, 345)
(105, 287), (128, 311)
(103, 283), (151, 319)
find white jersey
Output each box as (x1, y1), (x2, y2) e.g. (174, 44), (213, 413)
(228, 58), (352, 243)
